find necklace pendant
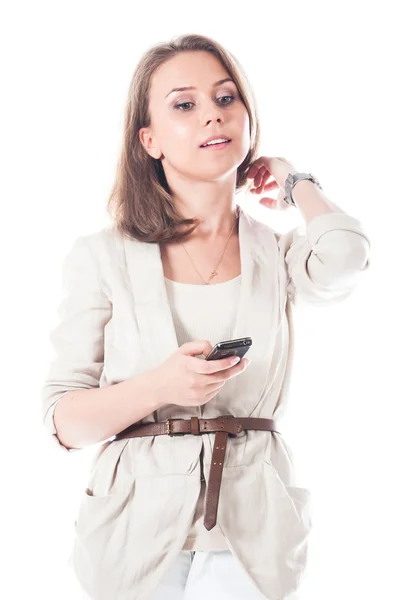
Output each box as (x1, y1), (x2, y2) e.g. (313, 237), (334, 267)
(209, 270), (218, 281)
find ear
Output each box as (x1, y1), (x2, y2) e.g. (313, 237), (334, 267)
(139, 127), (163, 160)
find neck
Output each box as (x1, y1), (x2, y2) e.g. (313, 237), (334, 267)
(184, 205), (240, 244)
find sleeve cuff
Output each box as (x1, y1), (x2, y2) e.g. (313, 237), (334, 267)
(43, 395), (81, 453)
(305, 212), (371, 249)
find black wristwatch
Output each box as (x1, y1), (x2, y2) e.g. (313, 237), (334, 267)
(284, 172), (323, 206)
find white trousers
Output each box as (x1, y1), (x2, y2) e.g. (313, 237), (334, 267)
(150, 549), (299, 599)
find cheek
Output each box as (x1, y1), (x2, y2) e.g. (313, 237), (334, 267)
(161, 118), (194, 151)
(174, 120), (194, 141)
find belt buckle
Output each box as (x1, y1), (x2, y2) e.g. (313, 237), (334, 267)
(166, 419), (175, 437)
(167, 419), (174, 437)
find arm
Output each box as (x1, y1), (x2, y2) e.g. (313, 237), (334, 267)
(277, 183), (371, 306)
(290, 178), (345, 223)
(52, 373), (164, 451)
(41, 234), (164, 453)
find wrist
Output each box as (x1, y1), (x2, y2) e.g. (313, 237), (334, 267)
(138, 369), (166, 412)
(292, 178), (316, 195)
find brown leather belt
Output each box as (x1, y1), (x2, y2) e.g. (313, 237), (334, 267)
(113, 415), (280, 531)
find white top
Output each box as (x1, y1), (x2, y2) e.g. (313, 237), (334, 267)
(164, 274), (242, 550)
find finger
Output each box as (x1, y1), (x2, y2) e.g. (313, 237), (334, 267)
(205, 356), (250, 381)
(203, 379), (226, 390)
(259, 197), (277, 208)
(247, 165), (257, 179)
(247, 162), (262, 179)
(260, 197), (290, 211)
(255, 173), (270, 194)
(259, 170), (272, 192)
(220, 358), (250, 380)
(193, 355), (241, 374)
(253, 165), (267, 188)
(247, 158), (265, 178)
(262, 180), (279, 191)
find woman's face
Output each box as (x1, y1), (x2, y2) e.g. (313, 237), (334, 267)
(140, 51), (251, 183)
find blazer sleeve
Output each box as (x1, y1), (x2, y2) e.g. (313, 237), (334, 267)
(41, 235), (112, 452)
(277, 211), (371, 306)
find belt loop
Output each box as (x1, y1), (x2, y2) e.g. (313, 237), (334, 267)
(190, 416), (200, 435)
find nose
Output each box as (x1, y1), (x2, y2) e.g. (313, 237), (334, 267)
(202, 98), (224, 125)
(206, 117), (222, 125)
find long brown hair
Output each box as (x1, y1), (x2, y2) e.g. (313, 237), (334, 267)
(107, 33), (261, 244)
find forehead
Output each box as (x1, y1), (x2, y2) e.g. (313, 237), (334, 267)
(150, 51), (231, 98)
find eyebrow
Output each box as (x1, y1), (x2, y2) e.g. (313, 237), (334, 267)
(165, 78), (235, 99)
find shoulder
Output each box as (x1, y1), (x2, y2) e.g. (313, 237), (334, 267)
(76, 224), (128, 262)
(79, 224), (123, 248)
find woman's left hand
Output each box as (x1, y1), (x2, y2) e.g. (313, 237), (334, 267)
(246, 156), (299, 211)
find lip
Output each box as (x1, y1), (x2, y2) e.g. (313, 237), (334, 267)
(200, 135), (232, 148)
(200, 140), (231, 151)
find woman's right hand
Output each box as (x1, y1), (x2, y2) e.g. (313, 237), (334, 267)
(151, 340), (251, 407)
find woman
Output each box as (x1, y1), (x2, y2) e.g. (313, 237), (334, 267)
(41, 34), (371, 599)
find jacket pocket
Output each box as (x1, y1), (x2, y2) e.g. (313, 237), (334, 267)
(71, 483), (134, 599)
(74, 483), (133, 532)
(260, 460), (313, 598)
(73, 438), (133, 537)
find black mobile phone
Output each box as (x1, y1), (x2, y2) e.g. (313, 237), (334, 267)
(204, 337), (252, 362)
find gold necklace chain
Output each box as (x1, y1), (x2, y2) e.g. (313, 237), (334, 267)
(179, 206), (240, 285)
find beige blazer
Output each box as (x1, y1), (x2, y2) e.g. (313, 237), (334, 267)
(41, 206), (370, 600)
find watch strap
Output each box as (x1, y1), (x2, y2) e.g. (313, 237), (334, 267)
(284, 172), (323, 206)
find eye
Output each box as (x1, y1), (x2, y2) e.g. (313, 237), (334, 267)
(218, 95), (235, 105)
(174, 95), (236, 111)
(174, 101), (194, 111)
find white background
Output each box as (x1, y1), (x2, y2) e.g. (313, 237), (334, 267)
(1, 1), (398, 598)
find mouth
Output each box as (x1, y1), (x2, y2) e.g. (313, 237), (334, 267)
(200, 135), (232, 147)
(200, 139), (232, 149)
